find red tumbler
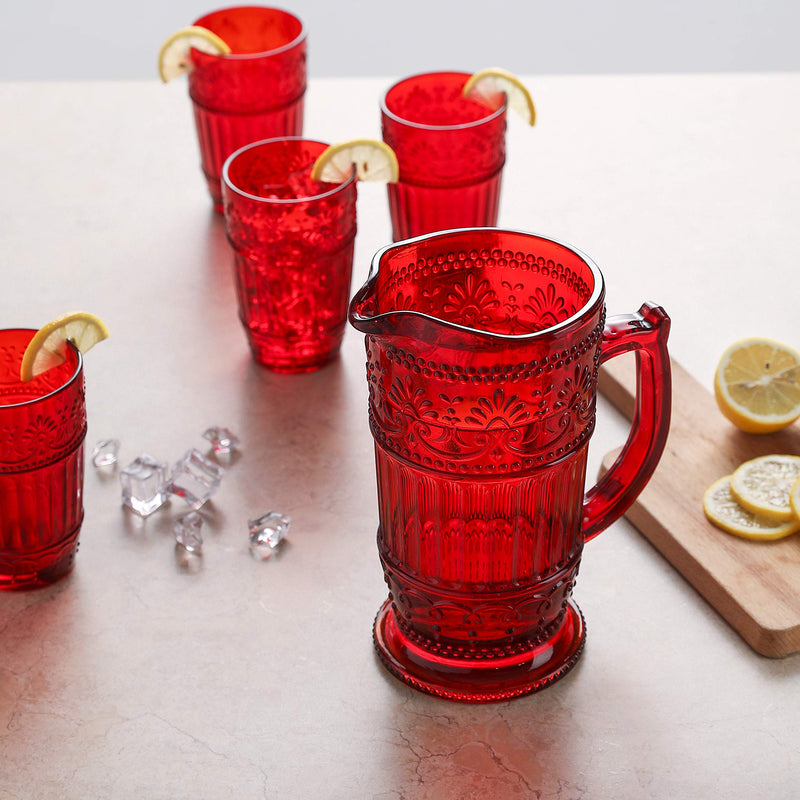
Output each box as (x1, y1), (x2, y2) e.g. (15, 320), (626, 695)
(188, 6), (307, 211)
(381, 71), (507, 241)
(349, 229), (672, 702)
(0, 330), (86, 590)
(222, 138), (358, 372)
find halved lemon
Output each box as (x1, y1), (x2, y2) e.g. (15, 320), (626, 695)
(703, 475), (800, 541)
(713, 337), (800, 433)
(729, 454), (800, 522)
(20, 312), (110, 382)
(463, 67), (536, 125)
(158, 26), (231, 83)
(309, 139), (399, 183)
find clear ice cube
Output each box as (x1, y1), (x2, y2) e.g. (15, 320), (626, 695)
(166, 448), (224, 509)
(248, 512), (291, 560)
(92, 438), (120, 467)
(174, 511), (204, 553)
(202, 426), (240, 455)
(120, 454), (168, 516)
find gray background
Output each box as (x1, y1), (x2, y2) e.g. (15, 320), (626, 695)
(1, 0), (799, 80)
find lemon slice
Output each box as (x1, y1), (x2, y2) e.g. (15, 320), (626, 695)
(309, 139), (399, 183)
(158, 26), (231, 83)
(20, 312), (110, 382)
(462, 67), (536, 125)
(729, 454), (800, 522)
(714, 337), (800, 433)
(703, 475), (800, 541)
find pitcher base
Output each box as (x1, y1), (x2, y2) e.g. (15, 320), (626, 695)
(373, 597), (585, 703)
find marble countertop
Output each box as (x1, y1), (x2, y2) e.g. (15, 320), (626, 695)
(1, 74), (798, 799)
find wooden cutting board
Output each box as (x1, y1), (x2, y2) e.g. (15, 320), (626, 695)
(598, 355), (800, 658)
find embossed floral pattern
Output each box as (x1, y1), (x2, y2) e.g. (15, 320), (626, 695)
(366, 304), (603, 472)
(441, 274), (501, 328)
(525, 282), (579, 330)
(464, 388), (530, 428)
(0, 341), (86, 472)
(386, 377), (437, 422)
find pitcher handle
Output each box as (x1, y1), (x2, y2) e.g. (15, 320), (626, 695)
(582, 302), (672, 542)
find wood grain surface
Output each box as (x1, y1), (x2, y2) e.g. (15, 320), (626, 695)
(598, 354), (800, 657)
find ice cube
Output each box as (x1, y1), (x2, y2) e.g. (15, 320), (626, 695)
(202, 426), (240, 455)
(166, 448), (224, 509)
(92, 438), (120, 467)
(248, 511), (291, 560)
(174, 511), (204, 553)
(120, 454), (168, 516)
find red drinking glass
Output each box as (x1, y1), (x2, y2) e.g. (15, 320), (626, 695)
(0, 330), (86, 590)
(349, 229), (672, 702)
(222, 137), (358, 372)
(188, 6), (307, 211)
(381, 71), (507, 241)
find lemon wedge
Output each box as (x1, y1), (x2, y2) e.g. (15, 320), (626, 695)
(309, 139), (399, 183)
(729, 454), (800, 522)
(703, 475), (800, 541)
(463, 67), (536, 125)
(20, 312), (110, 382)
(158, 25), (231, 83)
(714, 337), (800, 433)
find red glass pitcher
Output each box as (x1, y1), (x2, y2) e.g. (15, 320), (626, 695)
(349, 229), (672, 702)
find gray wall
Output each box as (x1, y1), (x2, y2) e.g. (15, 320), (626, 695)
(2, 0), (798, 80)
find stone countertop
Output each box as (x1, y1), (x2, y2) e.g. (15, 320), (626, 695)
(0, 75), (798, 799)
